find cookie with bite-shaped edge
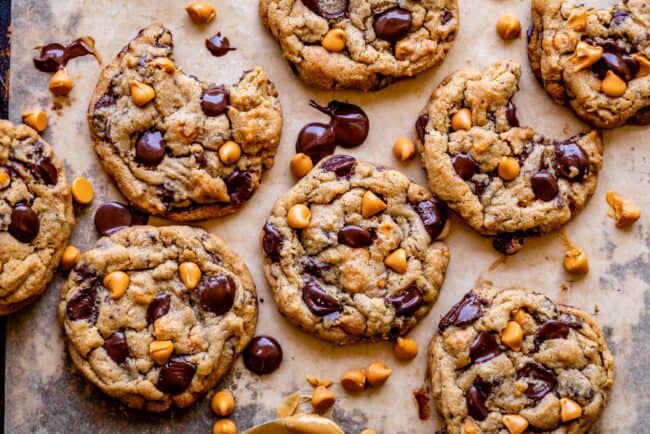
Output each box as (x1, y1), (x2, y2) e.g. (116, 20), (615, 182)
(259, 0), (459, 91)
(429, 281), (614, 434)
(58, 226), (257, 412)
(0, 120), (74, 315)
(529, 0), (650, 128)
(415, 60), (603, 246)
(262, 154), (450, 345)
(88, 23), (283, 221)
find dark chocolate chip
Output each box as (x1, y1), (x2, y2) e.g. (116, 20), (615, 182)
(262, 223), (284, 262)
(66, 287), (98, 323)
(302, 0), (348, 20)
(602, 51), (632, 81)
(9, 204), (40, 243)
(517, 362), (557, 401)
(135, 130), (166, 166)
(295, 123), (336, 163)
(34, 156), (58, 185)
(156, 358), (196, 394)
(300, 257), (332, 277)
(226, 169), (254, 206)
(451, 152), (480, 180)
(205, 33), (236, 57)
(95, 94), (115, 109)
(320, 154), (357, 178)
(492, 232), (526, 255)
(386, 286), (424, 316)
(439, 291), (483, 331)
(470, 331), (502, 364)
(103, 330), (129, 364)
(338, 225), (372, 248)
(309, 100), (369, 148)
(506, 100), (520, 127)
(466, 384), (489, 421)
(146, 293), (171, 324)
(243, 335), (283, 375)
(200, 85), (229, 116)
(555, 142), (589, 181)
(441, 8), (454, 25)
(534, 320), (570, 346)
(373, 8), (412, 42)
(302, 277), (341, 316)
(199, 275), (236, 315)
(415, 113), (429, 142)
(611, 9), (630, 26)
(531, 171), (559, 201)
(414, 200), (448, 240)
(94, 201), (133, 236)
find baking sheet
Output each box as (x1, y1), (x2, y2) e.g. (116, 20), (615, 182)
(4, 0), (649, 432)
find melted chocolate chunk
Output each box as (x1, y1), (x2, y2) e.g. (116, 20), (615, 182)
(439, 291), (483, 331)
(34, 156), (58, 185)
(200, 85), (229, 116)
(373, 8), (412, 42)
(135, 130), (166, 166)
(451, 153), (480, 180)
(441, 8), (454, 25)
(414, 200), (447, 240)
(66, 287), (98, 323)
(94, 201), (133, 236)
(146, 294), (171, 324)
(295, 123), (336, 163)
(611, 9), (630, 26)
(517, 362), (557, 401)
(243, 335), (283, 375)
(95, 94), (115, 109)
(103, 330), (129, 364)
(492, 232), (526, 255)
(302, 0), (348, 20)
(337, 225), (372, 248)
(320, 154), (357, 178)
(602, 51), (632, 81)
(226, 169), (254, 206)
(534, 320), (570, 347)
(9, 204), (40, 243)
(33, 38), (97, 72)
(386, 286), (423, 316)
(300, 257), (331, 276)
(506, 100), (520, 127)
(309, 100), (369, 148)
(262, 223), (284, 262)
(199, 275), (236, 315)
(466, 384), (489, 421)
(531, 171), (559, 201)
(156, 358), (196, 394)
(302, 277), (341, 316)
(470, 331), (502, 364)
(555, 141), (589, 181)
(205, 33), (236, 57)
(415, 113), (429, 142)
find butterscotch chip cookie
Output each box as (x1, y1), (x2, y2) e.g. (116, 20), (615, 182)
(429, 282), (614, 434)
(415, 60), (603, 248)
(528, 0), (650, 128)
(58, 226), (257, 412)
(0, 120), (74, 315)
(262, 155), (450, 345)
(259, 0), (459, 91)
(88, 23), (283, 221)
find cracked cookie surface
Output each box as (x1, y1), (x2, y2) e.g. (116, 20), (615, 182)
(58, 226), (257, 412)
(415, 60), (603, 243)
(259, 0), (459, 91)
(88, 23), (283, 221)
(529, 0), (650, 128)
(0, 120), (74, 315)
(262, 155), (449, 345)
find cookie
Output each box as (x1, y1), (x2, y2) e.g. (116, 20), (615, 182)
(262, 154), (450, 345)
(529, 0), (650, 128)
(88, 23), (283, 221)
(415, 60), (603, 250)
(259, 0), (459, 91)
(58, 226), (257, 412)
(429, 282), (614, 434)
(0, 120), (74, 315)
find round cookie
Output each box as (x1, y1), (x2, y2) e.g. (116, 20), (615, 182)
(259, 0), (459, 91)
(429, 282), (614, 434)
(58, 226), (257, 412)
(0, 120), (74, 315)
(262, 154), (450, 345)
(529, 0), (650, 128)
(88, 23), (283, 221)
(415, 60), (603, 252)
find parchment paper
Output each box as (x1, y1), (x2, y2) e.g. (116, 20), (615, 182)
(5, 1), (649, 433)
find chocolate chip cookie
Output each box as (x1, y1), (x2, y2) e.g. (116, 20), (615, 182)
(58, 226), (257, 411)
(529, 0), (650, 128)
(262, 154), (450, 345)
(415, 61), (603, 251)
(259, 0), (459, 91)
(1, 120), (74, 315)
(88, 23), (283, 221)
(429, 282), (614, 434)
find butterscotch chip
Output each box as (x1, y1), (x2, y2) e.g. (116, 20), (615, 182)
(322, 29), (346, 53)
(601, 71), (626, 97)
(393, 136), (416, 161)
(606, 191), (640, 227)
(394, 337), (418, 360)
(21, 110), (48, 132)
(178, 262), (202, 289)
(290, 153), (313, 178)
(130, 80), (156, 106)
(211, 389), (235, 416)
(311, 386), (335, 413)
(451, 108), (472, 131)
(71, 177), (94, 204)
(49, 68), (73, 95)
(496, 15), (521, 40)
(366, 361), (391, 387)
(212, 420), (237, 434)
(186, 1), (216, 24)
